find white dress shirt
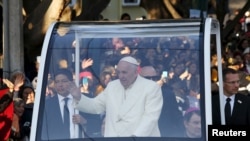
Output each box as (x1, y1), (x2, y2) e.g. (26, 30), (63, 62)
(58, 94), (83, 138)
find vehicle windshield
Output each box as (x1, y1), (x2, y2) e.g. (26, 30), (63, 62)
(33, 19), (207, 141)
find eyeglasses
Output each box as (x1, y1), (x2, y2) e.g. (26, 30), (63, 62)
(144, 76), (159, 81)
(224, 80), (240, 85)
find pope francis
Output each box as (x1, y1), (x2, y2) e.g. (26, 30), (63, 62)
(71, 56), (163, 137)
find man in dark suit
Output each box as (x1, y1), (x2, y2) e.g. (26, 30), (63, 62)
(42, 69), (86, 140)
(212, 68), (250, 125)
(140, 66), (185, 137)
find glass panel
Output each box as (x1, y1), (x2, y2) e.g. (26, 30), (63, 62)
(38, 20), (205, 141)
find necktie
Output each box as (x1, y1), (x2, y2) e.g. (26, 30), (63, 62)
(224, 97), (231, 125)
(64, 97), (70, 137)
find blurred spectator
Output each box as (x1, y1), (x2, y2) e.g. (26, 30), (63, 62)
(9, 98), (26, 141)
(79, 71), (95, 96)
(244, 23), (250, 39)
(18, 85), (36, 140)
(183, 107), (201, 138)
(0, 73), (26, 141)
(95, 71), (113, 96)
(120, 13), (131, 20)
(242, 47), (250, 74)
(186, 61), (200, 108)
(101, 65), (117, 80)
(237, 38), (249, 53)
(0, 88), (13, 141)
(45, 78), (56, 99)
(79, 71), (103, 137)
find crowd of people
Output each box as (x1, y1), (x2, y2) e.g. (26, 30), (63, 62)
(211, 22), (250, 95)
(0, 71), (35, 141)
(42, 13), (250, 138)
(2, 12), (250, 140)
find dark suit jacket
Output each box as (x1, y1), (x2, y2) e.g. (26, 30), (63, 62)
(158, 84), (185, 137)
(212, 93), (250, 125)
(41, 95), (84, 140)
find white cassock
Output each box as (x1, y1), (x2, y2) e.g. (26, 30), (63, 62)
(75, 75), (163, 137)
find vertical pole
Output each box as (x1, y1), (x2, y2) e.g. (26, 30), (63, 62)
(3, 0), (23, 78)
